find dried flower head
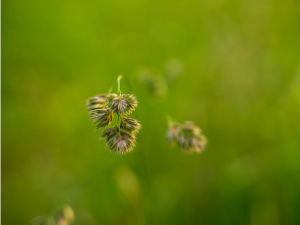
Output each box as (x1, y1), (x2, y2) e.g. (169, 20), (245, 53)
(167, 119), (207, 153)
(87, 75), (140, 154)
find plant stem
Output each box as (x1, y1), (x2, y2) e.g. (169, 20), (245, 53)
(117, 114), (121, 135)
(117, 75), (123, 95)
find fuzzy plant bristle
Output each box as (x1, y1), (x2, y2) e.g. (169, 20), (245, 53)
(121, 117), (141, 133)
(106, 93), (138, 115)
(102, 127), (136, 154)
(87, 75), (140, 154)
(167, 119), (207, 153)
(87, 94), (107, 110)
(90, 108), (113, 129)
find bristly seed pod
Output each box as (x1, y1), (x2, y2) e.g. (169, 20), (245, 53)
(167, 120), (207, 153)
(102, 127), (136, 154)
(102, 127), (118, 142)
(89, 108), (113, 128)
(120, 117), (141, 133)
(106, 93), (137, 115)
(86, 94), (107, 110)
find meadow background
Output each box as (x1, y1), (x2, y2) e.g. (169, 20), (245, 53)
(2, 0), (300, 224)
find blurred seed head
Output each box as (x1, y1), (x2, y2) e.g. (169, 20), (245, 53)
(167, 119), (207, 153)
(56, 206), (75, 225)
(138, 69), (167, 97)
(31, 205), (74, 225)
(167, 121), (180, 144)
(181, 121), (201, 137)
(106, 93), (138, 115)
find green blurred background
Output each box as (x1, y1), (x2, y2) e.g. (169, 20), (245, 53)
(2, 0), (300, 224)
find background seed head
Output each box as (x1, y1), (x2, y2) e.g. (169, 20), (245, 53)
(192, 135), (207, 153)
(167, 119), (207, 153)
(56, 206), (75, 225)
(138, 69), (167, 98)
(181, 121), (201, 136)
(167, 122), (180, 144)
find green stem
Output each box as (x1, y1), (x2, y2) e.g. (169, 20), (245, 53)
(117, 114), (121, 135)
(117, 75), (123, 135)
(117, 75), (123, 95)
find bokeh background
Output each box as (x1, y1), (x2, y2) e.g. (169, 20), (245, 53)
(2, 0), (300, 224)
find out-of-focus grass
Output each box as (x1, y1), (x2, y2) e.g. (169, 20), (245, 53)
(2, 0), (300, 224)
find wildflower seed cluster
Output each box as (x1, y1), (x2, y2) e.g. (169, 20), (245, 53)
(87, 75), (207, 154)
(87, 78), (140, 154)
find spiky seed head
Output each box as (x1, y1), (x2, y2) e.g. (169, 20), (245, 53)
(123, 94), (138, 114)
(120, 117), (141, 133)
(106, 93), (138, 115)
(110, 131), (136, 154)
(89, 108), (113, 128)
(87, 76), (140, 154)
(102, 127), (118, 140)
(102, 127), (136, 154)
(87, 94), (107, 110)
